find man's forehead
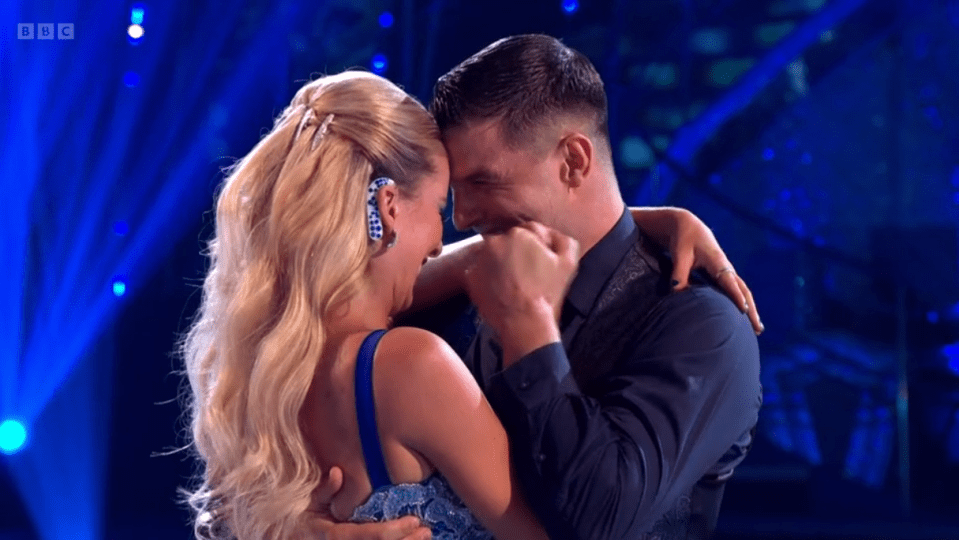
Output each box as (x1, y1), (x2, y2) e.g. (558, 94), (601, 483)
(444, 118), (502, 150)
(443, 118), (524, 177)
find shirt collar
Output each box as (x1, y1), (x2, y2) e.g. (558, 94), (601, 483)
(565, 207), (639, 316)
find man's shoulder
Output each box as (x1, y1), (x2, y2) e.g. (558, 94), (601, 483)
(643, 283), (760, 364)
(660, 282), (744, 319)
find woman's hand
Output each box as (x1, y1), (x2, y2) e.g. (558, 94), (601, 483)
(630, 207), (763, 335)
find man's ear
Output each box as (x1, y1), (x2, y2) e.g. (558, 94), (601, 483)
(559, 133), (593, 189)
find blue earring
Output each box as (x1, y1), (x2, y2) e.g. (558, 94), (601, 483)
(367, 177), (395, 241)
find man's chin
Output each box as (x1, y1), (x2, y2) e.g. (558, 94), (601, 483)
(474, 221), (523, 236)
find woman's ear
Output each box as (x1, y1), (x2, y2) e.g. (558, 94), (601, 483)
(374, 182), (399, 245)
(560, 133), (593, 189)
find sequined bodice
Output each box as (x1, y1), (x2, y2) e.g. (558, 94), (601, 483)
(350, 473), (492, 539)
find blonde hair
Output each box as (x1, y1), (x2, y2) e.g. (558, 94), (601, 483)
(181, 71), (440, 540)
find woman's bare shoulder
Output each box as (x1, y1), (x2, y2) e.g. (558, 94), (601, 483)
(372, 327), (482, 440)
(375, 327), (463, 374)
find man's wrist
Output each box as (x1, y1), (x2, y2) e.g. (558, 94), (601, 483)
(493, 300), (561, 367)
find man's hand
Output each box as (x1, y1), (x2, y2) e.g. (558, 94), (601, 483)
(306, 515), (430, 540)
(464, 223), (579, 367)
(305, 467), (431, 540)
(630, 206), (764, 335)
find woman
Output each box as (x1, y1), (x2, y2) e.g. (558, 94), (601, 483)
(181, 70), (757, 540)
(182, 70), (545, 540)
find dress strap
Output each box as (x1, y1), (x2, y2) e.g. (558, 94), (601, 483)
(355, 329), (391, 491)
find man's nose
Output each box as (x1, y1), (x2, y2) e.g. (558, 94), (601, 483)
(451, 191), (477, 232)
(428, 237), (442, 258)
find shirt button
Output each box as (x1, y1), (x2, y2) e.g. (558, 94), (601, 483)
(536, 453), (546, 463)
(519, 379), (530, 390)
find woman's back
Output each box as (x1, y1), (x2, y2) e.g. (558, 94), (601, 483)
(301, 329), (434, 518)
(301, 327), (545, 540)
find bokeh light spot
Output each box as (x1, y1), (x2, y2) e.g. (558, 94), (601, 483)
(127, 24), (144, 40)
(0, 420), (27, 455)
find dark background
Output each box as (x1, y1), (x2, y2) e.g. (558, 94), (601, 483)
(2, 0), (959, 538)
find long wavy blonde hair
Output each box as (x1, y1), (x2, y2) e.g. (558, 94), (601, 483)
(180, 71), (440, 540)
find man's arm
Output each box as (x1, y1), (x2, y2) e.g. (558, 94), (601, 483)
(304, 467), (430, 540)
(405, 209), (764, 334)
(485, 288), (762, 540)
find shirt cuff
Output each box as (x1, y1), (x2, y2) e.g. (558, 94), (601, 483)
(487, 342), (580, 414)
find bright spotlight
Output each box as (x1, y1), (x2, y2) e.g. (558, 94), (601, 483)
(562, 0), (579, 14)
(112, 280), (126, 297)
(0, 419), (27, 455)
(371, 54), (388, 74)
(127, 24), (144, 40)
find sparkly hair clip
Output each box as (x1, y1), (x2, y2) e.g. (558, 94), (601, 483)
(312, 113), (334, 150)
(294, 108), (334, 150)
(367, 177), (395, 241)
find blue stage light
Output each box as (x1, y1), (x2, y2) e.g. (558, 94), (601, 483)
(122, 72), (140, 88)
(371, 54), (388, 74)
(762, 147), (775, 160)
(691, 29), (730, 55)
(620, 137), (653, 168)
(112, 280), (126, 297)
(0, 419), (26, 455)
(379, 12), (394, 28)
(113, 221), (129, 236)
(945, 343), (959, 374)
(562, 0), (579, 13)
(131, 4), (145, 25)
(647, 0), (867, 206)
(2, 5), (313, 539)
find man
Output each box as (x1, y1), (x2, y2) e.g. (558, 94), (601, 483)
(316, 35), (762, 540)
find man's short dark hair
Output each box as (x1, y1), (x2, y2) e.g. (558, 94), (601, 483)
(430, 34), (610, 150)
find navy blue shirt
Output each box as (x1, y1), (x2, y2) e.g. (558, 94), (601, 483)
(463, 209), (762, 540)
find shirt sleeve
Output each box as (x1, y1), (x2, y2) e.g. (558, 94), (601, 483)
(485, 286), (762, 540)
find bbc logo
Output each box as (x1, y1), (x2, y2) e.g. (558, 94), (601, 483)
(18, 23), (74, 40)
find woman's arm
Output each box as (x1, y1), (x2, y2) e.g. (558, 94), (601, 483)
(631, 206), (763, 334)
(405, 235), (482, 314)
(375, 327), (548, 540)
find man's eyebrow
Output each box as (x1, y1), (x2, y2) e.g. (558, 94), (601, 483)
(461, 167), (504, 185)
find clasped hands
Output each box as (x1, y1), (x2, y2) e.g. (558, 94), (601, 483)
(463, 222), (579, 369)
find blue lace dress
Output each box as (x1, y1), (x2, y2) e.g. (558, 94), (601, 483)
(347, 330), (493, 540)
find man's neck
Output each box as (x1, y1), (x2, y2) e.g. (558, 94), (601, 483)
(567, 174), (625, 259)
